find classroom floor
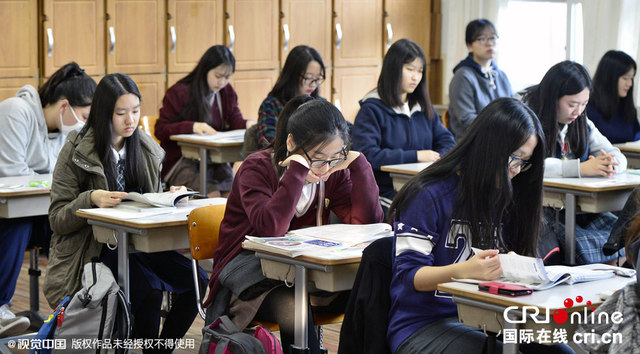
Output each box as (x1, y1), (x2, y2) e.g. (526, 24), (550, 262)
(9, 255), (342, 353)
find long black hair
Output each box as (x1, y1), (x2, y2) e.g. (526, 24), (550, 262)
(378, 39), (433, 119)
(521, 61), (591, 158)
(269, 45), (325, 102)
(82, 73), (146, 192)
(177, 45), (235, 123)
(389, 98), (545, 256)
(590, 50), (637, 123)
(272, 97), (349, 178)
(38, 62), (96, 108)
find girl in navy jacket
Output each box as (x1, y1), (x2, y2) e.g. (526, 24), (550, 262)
(388, 98), (571, 354)
(352, 39), (455, 211)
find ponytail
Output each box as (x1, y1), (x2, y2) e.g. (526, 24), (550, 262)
(38, 62), (96, 107)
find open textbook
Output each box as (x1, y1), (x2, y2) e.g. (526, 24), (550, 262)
(243, 223), (392, 258)
(454, 252), (615, 290)
(123, 190), (197, 209)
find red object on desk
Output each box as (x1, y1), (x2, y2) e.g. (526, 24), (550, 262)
(478, 282), (532, 297)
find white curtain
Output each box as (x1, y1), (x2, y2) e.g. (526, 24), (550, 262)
(440, 0), (508, 104)
(581, 0), (640, 104)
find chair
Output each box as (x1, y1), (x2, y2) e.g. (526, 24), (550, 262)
(138, 115), (161, 144)
(441, 110), (450, 129)
(15, 247), (47, 331)
(187, 205), (344, 345)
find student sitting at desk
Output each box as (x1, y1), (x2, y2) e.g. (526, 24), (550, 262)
(204, 96), (383, 353)
(0, 62), (96, 337)
(255, 45), (327, 150)
(587, 50), (639, 144)
(156, 45), (252, 198)
(387, 98), (571, 353)
(45, 74), (206, 352)
(448, 19), (514, 141)
(522, 61), (627, 265)
(352, 38), (455, 213)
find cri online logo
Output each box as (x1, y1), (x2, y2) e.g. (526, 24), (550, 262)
(504, 296), (623, 325)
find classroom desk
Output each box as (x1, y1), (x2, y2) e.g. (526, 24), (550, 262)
(615, 141), (640, 168)
(0, 174), (52, 218)
(0, 174), (52, 328)
(76, 198), (226, 301)
(438, 276), (634, 354)
(381, 163), (640, 264)
(242, 244), (361, 354)
(380, 162), (431, 192)
(170, 129), (245, 195)
(544, 173), (640, 264)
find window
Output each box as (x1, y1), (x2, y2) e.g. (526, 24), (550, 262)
(497, 0), (582, 94)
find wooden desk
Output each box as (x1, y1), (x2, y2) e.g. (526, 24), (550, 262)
(544, 173), (640, 264)
(615, 141), (640, 168)
(170, 129), (245, 195)
(243, 244), (361, 353)
(380, 162), (431, 192)
(438, 276), (633, 354)
(76, 198), (226, 301)
(0, 174), (52, 218)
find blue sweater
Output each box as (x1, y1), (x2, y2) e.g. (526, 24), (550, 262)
(351, 91), (456, 199)
(587, 104), (640, 144)
(388, 174), (474, 353)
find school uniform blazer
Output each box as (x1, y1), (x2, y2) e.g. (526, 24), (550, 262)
(44, 128), (164, 308)
(351, 90), (456, 199)
(203, 149), (384, 307)
(155, 83), (246, 179)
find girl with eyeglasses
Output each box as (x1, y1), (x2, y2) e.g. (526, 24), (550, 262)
(448, 19), (514, 141)
(587, 50), (638, 144)
(522, 60), (627, 265)
(255, 45), (326, 150)
(388, 98), (571, 354)
(352, 38), (455, 215)
(156, 45), (252, 198)
(204, 96), (383, 353)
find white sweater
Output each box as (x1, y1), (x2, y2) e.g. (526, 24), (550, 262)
(0, 85), (64, 176)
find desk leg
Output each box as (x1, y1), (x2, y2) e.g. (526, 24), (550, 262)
(290, 264), (310, 354)
(199, 148), (208, 196)
(117, 230), (130, 302)
(565, 193), (576, 265)
(502, 320), (519, 354)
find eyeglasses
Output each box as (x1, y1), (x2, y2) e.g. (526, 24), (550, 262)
(474, 35), (498, 44)
(509, 154), (531, 172)
(302, 148), (347, 168)
(300, 76), (325, 87)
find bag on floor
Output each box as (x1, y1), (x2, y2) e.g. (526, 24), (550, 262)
(200, 315), (283, 354)
(31, 261), (132, 354)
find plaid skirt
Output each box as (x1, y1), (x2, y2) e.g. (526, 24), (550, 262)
(543, 208), (624, 264)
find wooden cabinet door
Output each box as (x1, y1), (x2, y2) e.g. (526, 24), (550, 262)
(106, 0), (166, 74)
(332, 66), (379, 123)
(0, 78), (39, 102)
(0, 0), (38, 77)
(167, 0), (223, 73)
(128, 73), (165, 118)
(225, 0), (279, 70)
(383, 0), (431, 57)
(333, 0), (382, 68)
(279, 0), (332, 68)
(229, 70), (279, 120)
(42, 0), (105, 77)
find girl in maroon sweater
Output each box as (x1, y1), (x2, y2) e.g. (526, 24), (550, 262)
(155, 45), (252, 197)
(204, 96), (384, 353)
